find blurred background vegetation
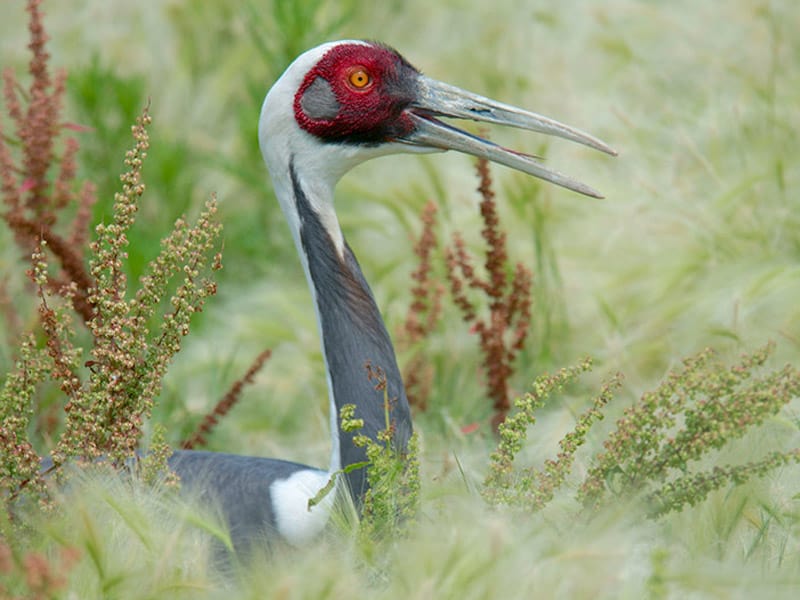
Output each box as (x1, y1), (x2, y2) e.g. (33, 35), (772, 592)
(1, 0), (799, 597)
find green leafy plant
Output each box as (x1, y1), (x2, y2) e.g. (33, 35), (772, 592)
(483, 357), (621, 510)
(0, 0), (223, 511)
(481, 343), (800, 519)
(355, 363), (420, 544)
(308, 364), (420, 547)
(579, 343), (800, 517)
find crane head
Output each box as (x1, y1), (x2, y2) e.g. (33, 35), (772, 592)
(260, 40), (616, 198)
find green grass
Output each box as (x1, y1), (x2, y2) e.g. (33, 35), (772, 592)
(2, 0), (800, 597)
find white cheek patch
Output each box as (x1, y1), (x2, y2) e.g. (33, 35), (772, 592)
(271, 469), (335, 547)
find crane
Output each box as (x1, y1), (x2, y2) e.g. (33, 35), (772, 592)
(167, 40), (615, 557)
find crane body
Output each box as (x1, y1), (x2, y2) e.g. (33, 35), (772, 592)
(167, 40), (615, 557)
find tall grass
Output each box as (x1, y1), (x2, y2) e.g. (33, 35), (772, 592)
(1, 0), (799, 597)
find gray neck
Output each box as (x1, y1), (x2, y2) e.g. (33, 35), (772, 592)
(289, 160), (412, 504)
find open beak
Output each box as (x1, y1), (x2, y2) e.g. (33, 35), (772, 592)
(398, 75), (617, 198)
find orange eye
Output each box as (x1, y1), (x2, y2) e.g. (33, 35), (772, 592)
(348, 67), (371, 89)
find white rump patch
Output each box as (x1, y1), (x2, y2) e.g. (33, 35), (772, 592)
(271, 469), (335, 546)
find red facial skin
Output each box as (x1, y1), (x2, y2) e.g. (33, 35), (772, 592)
(293, 43), (420, 144)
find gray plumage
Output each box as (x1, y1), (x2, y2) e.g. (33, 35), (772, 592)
(168, 451), (319, 556)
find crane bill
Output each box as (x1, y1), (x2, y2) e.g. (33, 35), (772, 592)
(397, 75), (616, 198)
(402, 113), (606, 199)
(415, 76), (617, 157)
